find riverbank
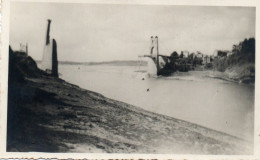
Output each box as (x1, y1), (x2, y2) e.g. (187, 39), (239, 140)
(202, 63), (255, 85)
(7, 49), (253, 154)
(224, 63), (255, 84)
(211, 38), (255, 84)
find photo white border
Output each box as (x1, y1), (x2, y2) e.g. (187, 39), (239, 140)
(1, 0), (259, 159)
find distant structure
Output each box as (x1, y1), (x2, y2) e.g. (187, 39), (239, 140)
(139, 37), (195, 75)
(41, 19), (59, 78)
(19, 43), (28, 56)
(213, 50), (231, 58)
(203, 55), (211, 64)
(26, 43), (28, 56)
(140, 36), (173, 75)
(150, 36), (160, 70)
(196, 51), (203, 58)
(182, 50), (189, 58)
(227, 51), (233, 57)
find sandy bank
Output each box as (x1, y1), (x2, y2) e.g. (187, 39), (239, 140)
(7, 49), (253, 154)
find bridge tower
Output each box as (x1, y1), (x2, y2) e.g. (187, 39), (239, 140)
(155, 36), (159, 74)
(41, 19), (59, 78)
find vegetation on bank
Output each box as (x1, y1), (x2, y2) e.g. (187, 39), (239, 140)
(213, 38), (255, 71)
(212, 38), (255, 83)
(159, 51), (204, 75)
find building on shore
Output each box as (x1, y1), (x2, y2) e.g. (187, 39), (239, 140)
(203, 55), (211, 65)
(213, 50), (232, 58)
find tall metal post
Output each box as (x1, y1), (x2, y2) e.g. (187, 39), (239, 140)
(46, 19), (51, 45)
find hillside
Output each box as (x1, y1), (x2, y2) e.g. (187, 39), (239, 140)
(7, 47), (252, 154)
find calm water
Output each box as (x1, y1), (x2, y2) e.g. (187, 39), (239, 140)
(59, 64), (254, 141)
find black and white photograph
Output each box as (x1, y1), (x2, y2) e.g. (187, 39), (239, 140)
(1, 0), (259, 157)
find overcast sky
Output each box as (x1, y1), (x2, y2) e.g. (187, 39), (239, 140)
(9, 2), (255, 62)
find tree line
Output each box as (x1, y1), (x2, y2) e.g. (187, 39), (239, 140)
(213, 37), (255, 72)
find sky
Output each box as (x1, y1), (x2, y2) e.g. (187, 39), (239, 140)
(9, 2), (255, 62)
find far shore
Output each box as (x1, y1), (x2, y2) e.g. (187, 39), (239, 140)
(36, 60), (148, 66)
(49, 60), (254, 85)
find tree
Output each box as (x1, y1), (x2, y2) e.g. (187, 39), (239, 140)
(232, 38), (255, 62)
(180, 52), (184, 58)
(170, 51), (179, 59)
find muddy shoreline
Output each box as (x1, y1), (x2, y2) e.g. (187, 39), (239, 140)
(7, 75), (253, 154)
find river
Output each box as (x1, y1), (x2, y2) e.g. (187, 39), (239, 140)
(59, 64), (254, 142)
